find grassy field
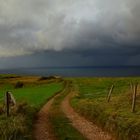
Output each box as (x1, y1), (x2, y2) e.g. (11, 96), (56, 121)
(0, 75), (63, 107)
(12, 83), (63, 107)
(1, 75), (140, 140)
(71, 77), (140, 140)
(0, 74), (64, 140)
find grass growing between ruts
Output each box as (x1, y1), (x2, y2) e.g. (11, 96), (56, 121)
(71, 77), (140, 140)
(49, 81), (86, 140)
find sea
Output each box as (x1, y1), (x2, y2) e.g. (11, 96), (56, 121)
(0, 66), (140, 77)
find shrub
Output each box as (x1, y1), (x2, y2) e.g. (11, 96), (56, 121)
(15, 101), (36, 116)
(0, 115), (28, 140)
(0, 101), (36, 140)
(14, 81), (24, 89)
(38, 76), (61, 81)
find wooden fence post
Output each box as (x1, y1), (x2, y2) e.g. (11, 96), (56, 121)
(130, 82), (134, 100)
(130, 82), (133, 94)
(107, 84), (114, 102)
(132, 83), (138, 113)
(6, 91), (10, 117)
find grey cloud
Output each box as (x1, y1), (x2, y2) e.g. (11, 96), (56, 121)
(0, 50), (137, 69)
(0, 0), (140, 66)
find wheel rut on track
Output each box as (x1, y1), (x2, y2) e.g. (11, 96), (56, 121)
(33, 96), (56, 140)
(61, 92), (114, 140)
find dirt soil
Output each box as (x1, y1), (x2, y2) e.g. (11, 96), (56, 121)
(61, 92), (114, 140)
(34, 90), (114, 140)
(33, 97), (56, 140)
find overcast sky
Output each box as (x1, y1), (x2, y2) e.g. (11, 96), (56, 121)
(0, 0), (140, 68)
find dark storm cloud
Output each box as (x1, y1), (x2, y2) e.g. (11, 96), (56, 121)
(0, 49), (139, 69)
(0, 0), (140, 67)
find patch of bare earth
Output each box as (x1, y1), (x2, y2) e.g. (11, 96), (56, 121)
(61, 92), (114, 140)
(33, 97), (56, 140)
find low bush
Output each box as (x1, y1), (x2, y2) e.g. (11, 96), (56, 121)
(0, 115), (27, 140)
(15, 81), (24, 89)
(0, 101), (36, 140)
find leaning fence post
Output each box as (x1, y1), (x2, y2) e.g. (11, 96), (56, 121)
(130, 82), (133, 94)
(130, 82), (134, 100)
(132, 83), (138, 113)
(6, 91), (10, 117)
(107, 84), (114, 102)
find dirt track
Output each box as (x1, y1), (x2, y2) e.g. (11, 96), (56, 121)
(61, 92), (114, 140)
(34, 89), (114, 140)
(33, 96), (56, 140)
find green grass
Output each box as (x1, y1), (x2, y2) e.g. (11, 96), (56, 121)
(12, 82), (63, 107)
(0, 81), (63, 107)
(71, 77), (140, 140)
